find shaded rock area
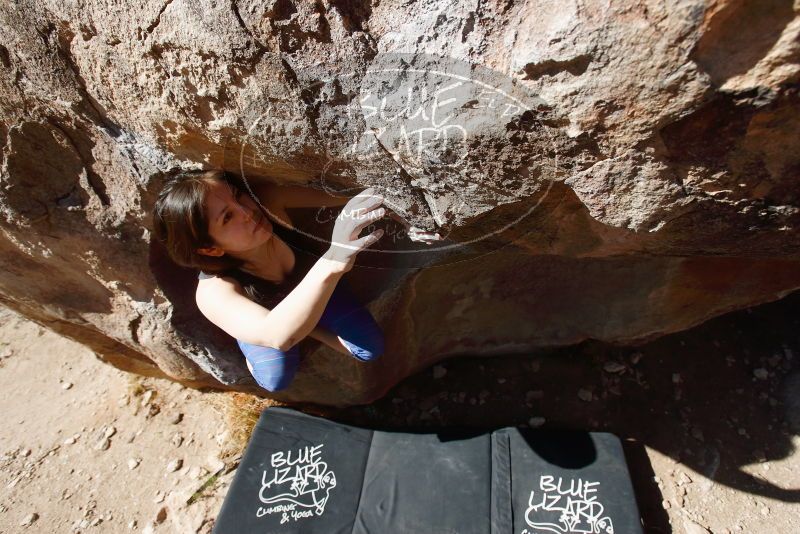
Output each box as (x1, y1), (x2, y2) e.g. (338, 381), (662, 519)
(1, 0), (799, 405)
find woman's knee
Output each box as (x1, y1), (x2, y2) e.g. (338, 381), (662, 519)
(238, 341), (299, 392)
(319, 282), (386, 361)
(254, 363), (297, 392)
(339, 326), (385, 362)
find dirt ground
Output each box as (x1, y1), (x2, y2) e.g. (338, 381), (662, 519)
(1, 290), (799, 533)
(0, 307), (236, 534)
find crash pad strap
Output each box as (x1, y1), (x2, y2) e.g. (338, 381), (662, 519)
(491, 430), (513, 534)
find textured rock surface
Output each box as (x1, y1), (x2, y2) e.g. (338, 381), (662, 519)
(1, 0), (799, 405)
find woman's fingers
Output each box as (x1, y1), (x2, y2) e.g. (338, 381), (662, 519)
(350, 187), (384, 210)
(330, 202), (386, 243)
(351, 206), (385, 233)
(352, 228), (384, 251)
(351, 187), (377, 203)
(329, 187), (387, 251)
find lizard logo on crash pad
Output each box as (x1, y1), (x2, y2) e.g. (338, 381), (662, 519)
(522, 475), (614, 534)
(255, 443), (337, 525)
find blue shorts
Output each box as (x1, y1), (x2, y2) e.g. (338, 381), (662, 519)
(237, 281), (385, 392)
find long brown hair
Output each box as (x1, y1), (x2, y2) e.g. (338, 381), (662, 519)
(152, 169), (254, 274)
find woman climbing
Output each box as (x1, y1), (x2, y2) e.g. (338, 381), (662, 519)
(152, 169), (394, 392)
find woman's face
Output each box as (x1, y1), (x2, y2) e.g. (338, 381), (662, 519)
(199, 178), (274, 255)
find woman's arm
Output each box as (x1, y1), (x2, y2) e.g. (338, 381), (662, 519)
(308, 326), (352, 355)
(197, 187), (384, 351)
(197, 274), (349, 355)
(196, 253), (346, 351)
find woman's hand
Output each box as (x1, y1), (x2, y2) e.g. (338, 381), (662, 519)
(323, 187), (386, 273)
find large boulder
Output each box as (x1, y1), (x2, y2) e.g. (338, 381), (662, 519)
(1, 0), (798, 405)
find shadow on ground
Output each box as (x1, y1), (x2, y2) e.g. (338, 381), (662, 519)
(332, 290), (800, 533)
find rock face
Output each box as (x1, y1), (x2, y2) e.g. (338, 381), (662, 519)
(1, 0), (799, 405)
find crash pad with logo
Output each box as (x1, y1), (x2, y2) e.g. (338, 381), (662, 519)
(212, 407), (642, 534)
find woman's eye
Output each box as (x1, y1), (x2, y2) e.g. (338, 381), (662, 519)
(223, 212), (231, 224)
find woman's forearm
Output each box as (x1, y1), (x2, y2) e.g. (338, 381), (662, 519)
(308, 326), (352, 355)
(258, 251), (345, 351)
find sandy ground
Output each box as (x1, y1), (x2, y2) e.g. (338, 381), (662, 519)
(1, 291), (799, 533)
(0, 307), (236, 534)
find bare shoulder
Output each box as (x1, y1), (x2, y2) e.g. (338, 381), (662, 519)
(195, 273), (244, 309)
(195, 273), (274, 346)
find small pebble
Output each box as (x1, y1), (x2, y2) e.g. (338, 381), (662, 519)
(20, 512), (39, 527)
(166, 458), (183, 473)
(683, 518), (710, 534)
(187, 466), (202, 479)
(753, 368), (769, 380)
(61, 382), (73, 390)
(578, 389), (593, 402)
(432, 365), (447, 379)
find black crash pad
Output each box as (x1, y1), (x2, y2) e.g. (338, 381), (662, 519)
(213, 407), (642, 534)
